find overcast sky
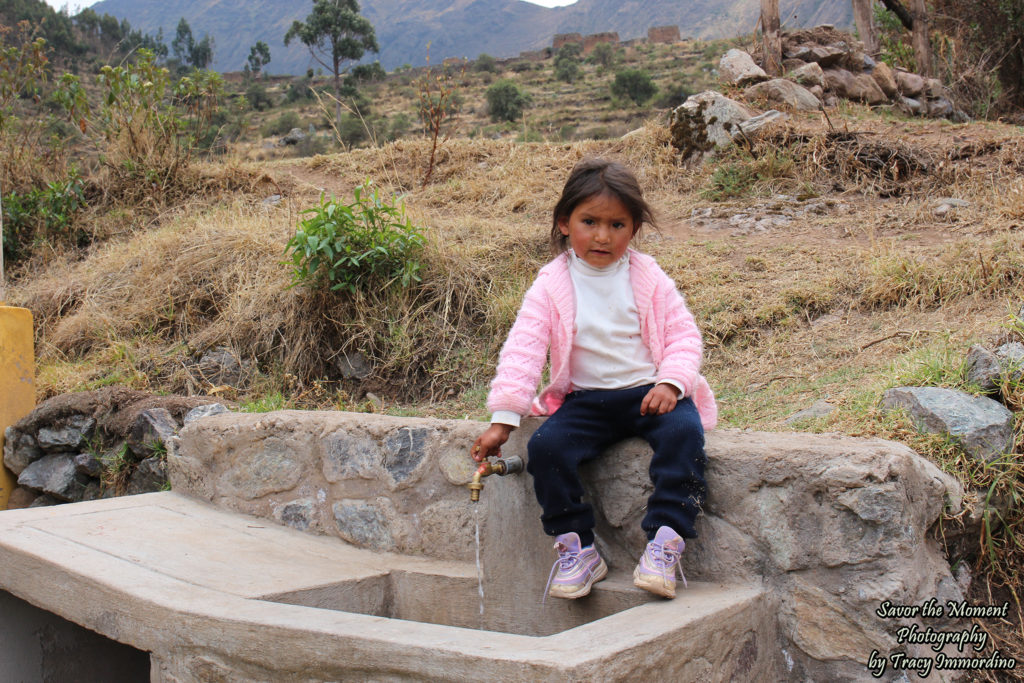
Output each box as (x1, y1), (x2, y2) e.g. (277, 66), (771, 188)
(41, 0), (578, 12)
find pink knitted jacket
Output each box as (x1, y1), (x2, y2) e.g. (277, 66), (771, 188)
(487, 249), (718, 430)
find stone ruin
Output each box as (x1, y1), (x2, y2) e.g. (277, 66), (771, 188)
(648, 25), (681, 44)
(718, 26), (967, 121)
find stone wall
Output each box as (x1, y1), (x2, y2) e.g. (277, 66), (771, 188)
(552, 33), (582, 51)
(648, 25), (681, 44)
(583, 32), (619, 55)
(174, 410), (964, 681)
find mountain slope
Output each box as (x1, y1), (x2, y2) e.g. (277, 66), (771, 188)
(87, 0), (852, 74)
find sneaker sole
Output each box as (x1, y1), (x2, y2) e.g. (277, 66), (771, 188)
(548, 557), (608, 599)
(632, 566), (676, 599)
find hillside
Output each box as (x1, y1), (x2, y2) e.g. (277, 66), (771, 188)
(86, 0), (853, 74)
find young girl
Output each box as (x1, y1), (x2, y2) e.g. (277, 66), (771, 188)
(472, 158), (717, 600)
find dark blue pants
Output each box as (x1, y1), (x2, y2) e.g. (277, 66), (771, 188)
(526, 385), (707, 547)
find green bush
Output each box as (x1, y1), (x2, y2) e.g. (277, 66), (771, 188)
(611, 69), (657, 106)
(263, 111), (301, 137)
(348, 61), (386, 83)
(245, 82), (274, 111)
(590, 42), (615, 68)
(285, 77), (315, 103)
(486, 79), (531, 122)
(554, 43), (582, 83)
(2, 171), (87, 263)
(475, 53), (498, 73)
(284, 181), (426, 294)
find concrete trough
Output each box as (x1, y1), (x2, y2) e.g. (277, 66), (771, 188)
(0, 492), (777, 682)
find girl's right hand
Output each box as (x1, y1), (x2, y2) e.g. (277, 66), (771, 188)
(472, 424), (514, 462)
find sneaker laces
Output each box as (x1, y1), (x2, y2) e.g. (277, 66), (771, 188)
(648, 541), (687, 589)
(542, 541), (584, 605)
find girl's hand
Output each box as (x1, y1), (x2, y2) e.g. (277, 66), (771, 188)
(641, 384), (678, 416)
(472, 423), (514, 462)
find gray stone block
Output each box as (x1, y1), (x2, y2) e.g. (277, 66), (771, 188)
(183, 403), (229, 425)
(383, 427), (430, 486)
(995, 342), (1024, 383)
(322, 432), (380, 482)
(37, 415), (95, 452)
(4, 428), (42, 475)
(126, 456), (168, 495)
(74, 453), (104, 479)
(881, 386), (1014, 461)
(785, 399), (836, 425)
(966, 345), (1001, 392)
(332, 499), (394, 551)
(278, 498), (315, 531)
(17, 454), (89, 502)
(127, 408), (178, 459)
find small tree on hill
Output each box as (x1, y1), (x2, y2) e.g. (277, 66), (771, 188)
(171, 18), (193, 64)
(611, 69), (656, 106)
(590, 41), (615, 68)
(247, 41), (271, 76)
(554, 43), (582, 83)
(285, 0), (379, 125)
(486, 79), (530, 122)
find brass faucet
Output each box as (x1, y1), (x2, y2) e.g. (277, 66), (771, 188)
(468, 455), (524, 502)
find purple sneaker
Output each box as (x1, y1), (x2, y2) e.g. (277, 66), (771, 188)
(633, 526), (687, 598)
(544, 532), (608, 600)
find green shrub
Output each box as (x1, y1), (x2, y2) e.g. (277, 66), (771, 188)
(510, 61), (534, 73)
(590, 42), (615, 68)
(285, 77), (315, 103)
(486, 79), (531, 122)
(285, 181), (426, 294)
(611, 69), (657, 106)
(263, 111), (301, 137)
(554, 43), (582, 83)
(475, 53), (498, 73)
(245, 82), (274, 111)
(348, 61), (386, 83)
(2, 171), (87, 263)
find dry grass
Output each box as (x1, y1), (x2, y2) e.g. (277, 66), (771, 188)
(9, 107), (1024, 661)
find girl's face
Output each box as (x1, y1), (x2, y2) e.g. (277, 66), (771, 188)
(558, 192), (637, 268)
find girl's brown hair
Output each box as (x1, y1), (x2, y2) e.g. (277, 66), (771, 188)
(550, 158), (656, 254)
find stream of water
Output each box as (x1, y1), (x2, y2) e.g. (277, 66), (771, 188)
(474, 504), (485, 629)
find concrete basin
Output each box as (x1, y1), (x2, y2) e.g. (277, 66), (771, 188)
(0, 492), (776, 681)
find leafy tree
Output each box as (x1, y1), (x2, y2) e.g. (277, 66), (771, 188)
(590, 41), (615, 68)
(171, 18), (193, 64)
(247, 40), (271, 76)
(486, 79), (530, 122)
(190, 34), (214, 70)
(611, 68), (656, 106)
(554, 42), (582, 83)
(284, 0), (379, 125)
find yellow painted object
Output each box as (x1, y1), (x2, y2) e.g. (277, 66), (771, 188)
(0, 306), (35, 510)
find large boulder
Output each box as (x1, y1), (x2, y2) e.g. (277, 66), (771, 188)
(871, 61), (899, 98)
(895, 69), (926, 97)
(669, 91), (784, 159)
(789, 61), (825, 88)
(718, 49), (768, 86)
(881, 387), (1015, 461)
(824, 68), (887, 104)
(745, 78), (821, 111)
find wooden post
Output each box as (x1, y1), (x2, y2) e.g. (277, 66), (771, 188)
(910, 0), (931, 77)
(852, 0), (878, 55)
(760, 0), (782, 76)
